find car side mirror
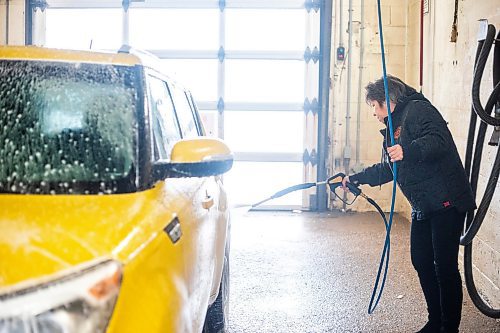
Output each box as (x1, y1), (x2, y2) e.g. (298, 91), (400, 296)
(152, 137), (233, 180)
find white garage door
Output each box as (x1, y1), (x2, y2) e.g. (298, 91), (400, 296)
(35, 0), (323, 209)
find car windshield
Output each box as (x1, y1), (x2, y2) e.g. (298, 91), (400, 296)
(0, 60), (138, 194)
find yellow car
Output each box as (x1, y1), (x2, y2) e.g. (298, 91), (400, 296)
(0, 46), (233, 333)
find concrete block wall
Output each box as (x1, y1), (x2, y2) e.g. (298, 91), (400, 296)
(408, 0), (499, 308)
(0, 0), (25, 45)
(333, 0), (500, 307)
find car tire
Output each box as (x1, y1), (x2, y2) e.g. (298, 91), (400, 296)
(202, 248), (229, 333)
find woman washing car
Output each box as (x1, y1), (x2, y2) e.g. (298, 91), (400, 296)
(342, 75), (476, 333)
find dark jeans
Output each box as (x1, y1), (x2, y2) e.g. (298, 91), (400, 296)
(410, 208), (465, 333)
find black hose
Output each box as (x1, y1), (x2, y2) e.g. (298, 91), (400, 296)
(464, 40), (484, 180)
(463, 39), (485, 231)
(462, 26), (500, 245)
(468, 92), (499, 205)
(461, 24), (500, 319)
(471, 26), (500, 126)
(366, 197), (388, 230)
(463, 145), (500, 246)
(463, 242), (500, 318)
(494, 30), (500, 91)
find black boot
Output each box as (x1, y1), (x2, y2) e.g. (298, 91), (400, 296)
(415, 321), (442, 333)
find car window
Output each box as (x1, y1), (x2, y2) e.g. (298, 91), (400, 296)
(147, 74), (181, 161)
(186, 91), (205, 136)
(168, 83), (199, 138)
(0, 60), (137, 194)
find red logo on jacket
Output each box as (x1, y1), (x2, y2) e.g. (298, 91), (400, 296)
(394, 126), (402, 140)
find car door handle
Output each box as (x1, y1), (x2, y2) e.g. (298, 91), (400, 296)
(202, 196), (214, 210)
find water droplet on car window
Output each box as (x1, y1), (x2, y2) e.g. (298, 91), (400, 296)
(0, 60), (137, 194)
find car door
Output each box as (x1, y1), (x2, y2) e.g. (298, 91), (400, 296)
(166, 81), (228, 305)
(148, 73), (224, 331)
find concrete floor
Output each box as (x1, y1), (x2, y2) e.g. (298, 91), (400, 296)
(228, 211), (500, 333)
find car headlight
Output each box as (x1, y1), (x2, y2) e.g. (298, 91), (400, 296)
(0, 259), (122, 333)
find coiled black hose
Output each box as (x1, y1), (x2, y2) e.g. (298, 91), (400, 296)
(464, 39), (484, 181)
(462, 25), (500, 245)
(463, 161), (499, 319)
(461, 24), (500, 319)
(471, 25), (500, 127)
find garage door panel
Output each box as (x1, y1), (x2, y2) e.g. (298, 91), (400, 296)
(45, 9), (122, 50)
(225, 60), (304, 103)
(159, 59), (218, 102)
(129, 9), (219, 50)
(224, 161), (303, 207)
(224, 111), (303, 153)
(226, 9), (307, 51)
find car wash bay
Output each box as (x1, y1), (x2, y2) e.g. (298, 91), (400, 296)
(228, 211), (499, 332)
(4, 0), (500, 332)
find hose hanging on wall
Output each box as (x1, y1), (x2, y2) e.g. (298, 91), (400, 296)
(461, 23), (500, 319)
(470, 28), (500, 127)
(461, 24), (500, 245)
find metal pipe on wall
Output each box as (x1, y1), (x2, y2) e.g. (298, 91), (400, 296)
(6, 0), (9, 45)
(355, 0), (365, 165)
(339, 0), (343, 47)
(25, 0), (48, 46)
(316, 0), (333, 211)
(342, 0), (353, 210)
(345, 0), (353, 152)
(25, 0), (32, 45)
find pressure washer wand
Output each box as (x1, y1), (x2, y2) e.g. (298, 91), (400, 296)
(251, 172), (365, 208)
(251, 181), (326, 208)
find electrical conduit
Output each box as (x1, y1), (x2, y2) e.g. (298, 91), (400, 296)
(343, 0), (354, 210)
(355, 0), (365, 166)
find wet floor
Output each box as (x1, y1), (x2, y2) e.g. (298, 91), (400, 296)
(228, 211), (500, 333)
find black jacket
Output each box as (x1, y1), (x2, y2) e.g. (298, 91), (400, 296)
(350, 88), (476, 220)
